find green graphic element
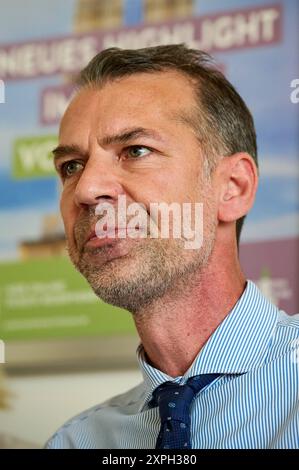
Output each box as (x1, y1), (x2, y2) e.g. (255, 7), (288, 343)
(12, 135), (58, 179)
(0, 256), (135, 341)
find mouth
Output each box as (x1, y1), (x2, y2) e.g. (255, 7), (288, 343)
(84, 226), (146, 249)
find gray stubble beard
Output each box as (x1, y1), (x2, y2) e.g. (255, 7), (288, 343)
(68, 215), (217, 316)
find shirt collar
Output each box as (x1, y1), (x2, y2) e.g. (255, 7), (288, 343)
(136, 280), (279, 411)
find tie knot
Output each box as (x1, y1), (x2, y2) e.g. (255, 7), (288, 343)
(150, 374), (221, 424)
(152, 382), (196, 423)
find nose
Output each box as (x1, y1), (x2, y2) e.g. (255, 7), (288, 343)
(74, 157), (125, 209)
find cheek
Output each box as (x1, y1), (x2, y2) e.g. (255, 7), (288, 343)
(141, 171), (183, 202)
(164, 173), (200, 204)
(60, 188), (77, 239)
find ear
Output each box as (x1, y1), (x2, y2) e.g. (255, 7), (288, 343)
(216, 153), (258, 223)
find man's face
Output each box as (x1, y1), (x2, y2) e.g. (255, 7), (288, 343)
(56, 71), (218, 314)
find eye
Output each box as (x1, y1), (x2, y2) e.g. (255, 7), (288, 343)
(60, 160), (84, 179)
(124, 146), (152, 159)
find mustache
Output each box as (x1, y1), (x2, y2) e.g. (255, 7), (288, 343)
(73, 207), (151, 253)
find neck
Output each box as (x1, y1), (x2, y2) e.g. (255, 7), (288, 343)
(134, 238), (246, 378)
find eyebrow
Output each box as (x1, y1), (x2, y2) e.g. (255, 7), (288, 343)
(52, 144), (88, 167)
(52, 127), (164, 165)
(98, 127), (164, 147)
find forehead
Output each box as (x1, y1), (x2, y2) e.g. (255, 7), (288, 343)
(59, 71), (197, 139)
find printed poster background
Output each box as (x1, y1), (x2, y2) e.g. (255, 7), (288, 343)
(0, 0), (298, 363)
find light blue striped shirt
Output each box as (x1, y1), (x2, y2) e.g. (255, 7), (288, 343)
(46, 280), (299, 449)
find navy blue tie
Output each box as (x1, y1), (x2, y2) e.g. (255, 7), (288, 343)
(149, 374), (221, 449)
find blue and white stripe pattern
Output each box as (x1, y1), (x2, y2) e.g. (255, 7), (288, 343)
(46, 280), (299, 449)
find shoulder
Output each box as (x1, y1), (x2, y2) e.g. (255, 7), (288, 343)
(275, 309), (299, 341)
(277, 309), (299, 330)
(45, 381), (145, 449)
(266, 309), (299, 363)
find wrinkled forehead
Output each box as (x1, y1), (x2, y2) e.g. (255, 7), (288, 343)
(59, 71), (198, 140)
